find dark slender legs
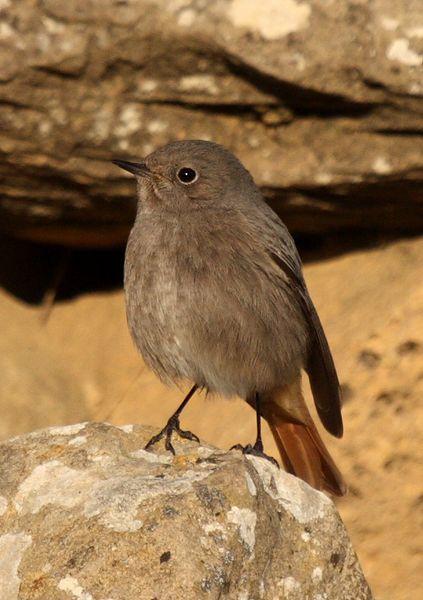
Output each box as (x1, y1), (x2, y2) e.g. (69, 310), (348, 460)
(145, 387), (278, 466)
(231, 393), (279, 467)
(145, 384), (200, 454)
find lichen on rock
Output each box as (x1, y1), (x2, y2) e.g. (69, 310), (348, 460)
(0, 422), (373, 599)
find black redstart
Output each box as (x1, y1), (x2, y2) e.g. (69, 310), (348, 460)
(113, 140), (346, 496)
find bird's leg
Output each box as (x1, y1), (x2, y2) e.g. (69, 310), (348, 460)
(231, 393), (279, 467)
(145, 385), (200, 454)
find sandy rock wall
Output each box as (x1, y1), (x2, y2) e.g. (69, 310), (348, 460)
(0, 0), (422, 245)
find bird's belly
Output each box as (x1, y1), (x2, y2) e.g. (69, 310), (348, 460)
(177, 305), (306, 398)
(127, 263), (307, 399)
(126, 266), (192, 384)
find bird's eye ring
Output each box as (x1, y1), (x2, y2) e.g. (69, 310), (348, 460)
(177, 167), (198, 184)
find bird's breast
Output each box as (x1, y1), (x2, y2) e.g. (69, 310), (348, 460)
(124, 212), (308, 394)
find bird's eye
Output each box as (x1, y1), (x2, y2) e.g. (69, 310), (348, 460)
(177, 167), (198, 184)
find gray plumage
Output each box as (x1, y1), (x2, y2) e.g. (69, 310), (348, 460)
(122, 140), (342, 438)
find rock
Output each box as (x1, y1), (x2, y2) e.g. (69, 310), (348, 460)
(0, 1), (422, 246)
(0, 422), (373, 599)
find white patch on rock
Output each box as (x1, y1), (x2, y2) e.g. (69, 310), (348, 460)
(179, 74), (219, 95)
(117, 424), (134, 434)
(58, 575), (93, 600)
(42, 16), (65, 34)
(48, 423), (87, 436)
(245, 472), (257, 496)
(89, 453), (113, 465)
(386, 38), (422, 66)
(85, 481), (143, 532)
(14, 461), (98, 514)
(115, 104), (142, 138)
(248, 135), (260, 148)
(0, 22), (15, 39)
(372, 156), (391, 174)
(0, 532), (32, 600)
(50, 105), (67, 125)
(227, 506), (256, 552)
(68, 435), (87, 447)
(14, 457), (212, 532)
(410, 82), (422, 94)
(147, 119), (168, 134)
(178, 9), (196, 28)
(203, 522), (227, 537)
(312, 566), (323, 583)
(38, 120), (52, 135)
(139, 79), (158, 93)
(196, 446), (215, 458)
(380, 17), (399, 32)
(0, 496), (8, 516)
(84, 469), (213, 532)
(301, 531), (311, 542)
(130, 448), (172, 464)
(228, 0), (311, 40)
(88, 105), (113, 142)
(247, 456), (332, 523)
(278, 575), (301, 594)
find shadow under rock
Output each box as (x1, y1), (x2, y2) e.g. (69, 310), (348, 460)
(0, 230), (417, 305)
(0, 235), (125, 305)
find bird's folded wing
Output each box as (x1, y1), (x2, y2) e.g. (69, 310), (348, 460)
(269, 250), (343, 438)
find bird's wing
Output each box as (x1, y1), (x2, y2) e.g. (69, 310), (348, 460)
(266, 225), (343, 438)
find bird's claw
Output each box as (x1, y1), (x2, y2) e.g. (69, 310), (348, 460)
(145, 415), (200, 455)
(230, 441), (279, 468)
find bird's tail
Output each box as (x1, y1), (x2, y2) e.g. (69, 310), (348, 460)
(261, 379), (347, 496)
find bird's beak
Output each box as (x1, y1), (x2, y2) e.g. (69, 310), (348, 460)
(112, 160), (150, 177)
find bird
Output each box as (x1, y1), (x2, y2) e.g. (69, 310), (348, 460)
(113, 140), (346, 496)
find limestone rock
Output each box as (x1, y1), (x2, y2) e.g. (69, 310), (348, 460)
(0, 422), (372, 599)
(0, 1), (422, 246)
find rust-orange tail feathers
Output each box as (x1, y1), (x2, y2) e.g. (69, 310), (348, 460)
(262, 381), (347, 496)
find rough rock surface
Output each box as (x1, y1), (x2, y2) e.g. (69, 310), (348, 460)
(0, 422), (372, 600)
(0, 0), (422, 246)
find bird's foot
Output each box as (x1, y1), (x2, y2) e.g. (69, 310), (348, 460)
(145, 415), (200, 455)
(230, 440), (279, 468)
